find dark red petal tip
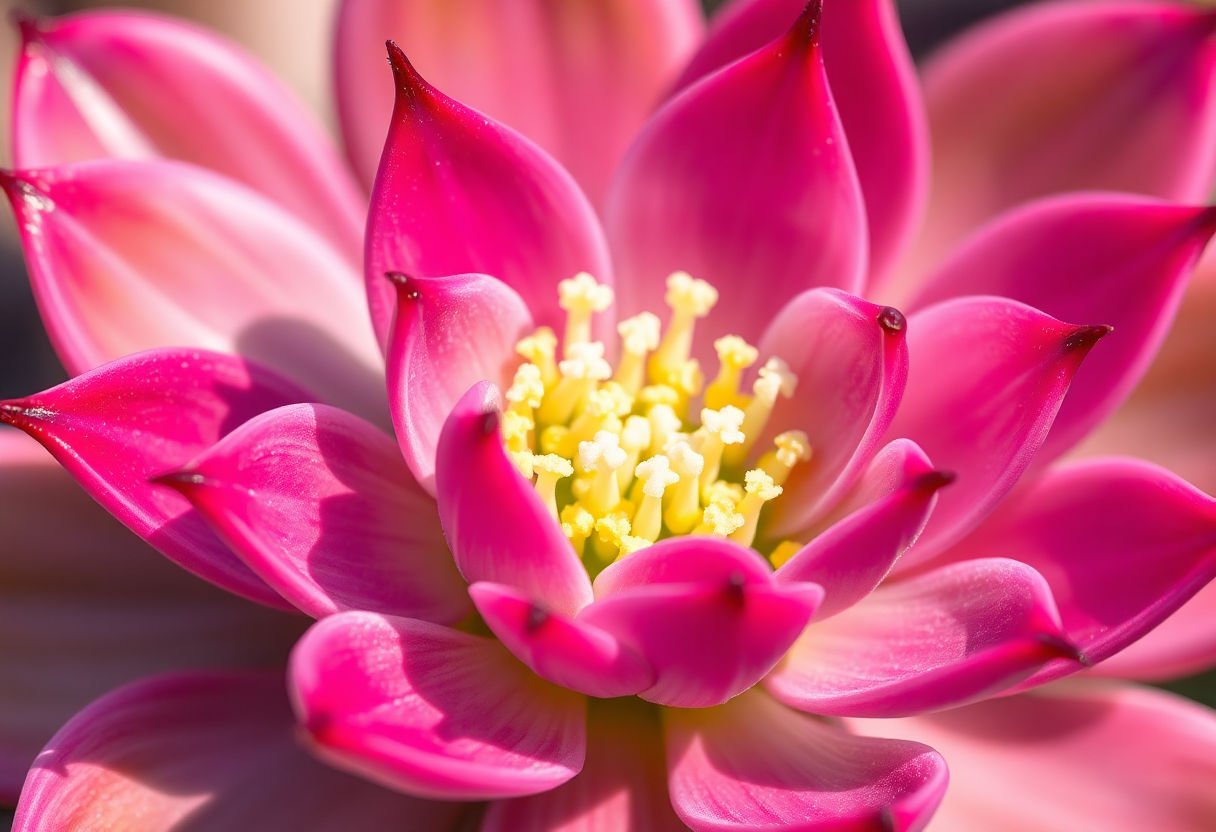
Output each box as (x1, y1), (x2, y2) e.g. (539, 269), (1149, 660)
(148, 470), (209, 491)
(1062, 324), (1114, 353)
(1033, 632), (1089, 665)
(0, 399), (52, 427)
(526, 603), (550, 633)
(385, 271), (421, 301)
(787, 0), (824, 50)
(911, 470), (956, 494)
(877, 306), (906, 334)
(9, 10), (44, 44)
(385, 40), (433, 105)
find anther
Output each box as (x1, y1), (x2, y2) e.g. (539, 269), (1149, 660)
(614, 312), (661, 395)
(515, 327), (559, 388)
(532, 454), (574, 520)
(697, 405), (746, 491)
(579, 430), (627, 516)
(727, 358), (798, 467)
(632, 455), (680, 541)
(505, 363), (545, 416)
(729, 469), (782, 548)
(663, 438), (706, 534)
(693, 490), (745, 537)
(646, 403), (682, 456)
(758, 430), (812, 487)
(560, 503), (595, 556)
(617, 415), (652, 492)
(538, 341), (611, 425)
(705, 335), (759, 410)
(649, 272), (718, 389)
(558, 272), (613, 355)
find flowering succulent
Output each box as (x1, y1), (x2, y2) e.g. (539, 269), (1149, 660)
(2, 0), (1216, 830)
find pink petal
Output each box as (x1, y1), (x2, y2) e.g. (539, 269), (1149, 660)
(364, 43), (612, 348)
(335, 0), (704, 204)
(0, 349), (310, 608)
(888, 296), (1109, 561)
(484, 698), (685, 832)
(1, 161), (384, 418)
(0, 431), (303, 803)
(14, 671), (468, 831)
(13, 11), (364, 255)
(435, 383), (593, 617)
(851, 684), (1216, 832)
(605, 3), (868, 351)
(582, 538), (822, 708)
(676, 0), (929, 282)
(665, 688), (947, 832)
(1094, 581), (1216, 681)
(469, 582), (654, 699)
(911, 195), (1216, 466)
(756, 288), (909, 535)
(765, 559), (1081, 717)
(386, 272), (533, 493)
(290, 612), (586, 800)
(159, 403), (469, 624)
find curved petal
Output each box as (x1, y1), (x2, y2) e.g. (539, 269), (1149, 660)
(386, 272), (532, 493)
(911, 195), (1216, 465)
(605, 3), (868, 352)
(1094, 581), (1216, 681)
(1, 161), (384, 419)
(290, 612), (587, 800)
(13, 11), (363, 254)
(851, 685), (1216, 832)
(756, 288), (909, 535)
(888, 296), (1109, 561)
(435, 383), (592, 616)
(676, 0), (928, 281)
(14, 671), (467, 831)
(364, 43), (612, 348)
(766, 559), (1081, 717)
(582, 538), (822, 708)
(0, 349), (311, 608)
(665, 688), (947, 832)
(0, 431), (303, 803)
(335, 0), (703, 203)
(159, 403), (469, 624)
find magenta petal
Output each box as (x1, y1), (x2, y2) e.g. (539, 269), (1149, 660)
(605, 4), (868, 350)
(386, 272), (533, 492)
(435, 383), (593, 616)
(911, 195), (1216, 466)
(161, 403), (469, 623)
(14, 671), (467, 831)
(1095, 581), (1216, 682)
(665, 689), (947, 832)
(364, 44), (612, 348)
(290, 612), (587, 800)
(0, 349), (312, 608)
(13, 11), (364, 254)
(582, 538), (822, 708)
(766, 559), (1079, 717)
(757, 288), (909, 534)
(888, 296), (1108, 560)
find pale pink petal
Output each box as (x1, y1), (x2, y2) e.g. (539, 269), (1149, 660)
(1, 161), (384, 418)
(484, 698), (685, 832)
(14, 671), (467, 831)
(290, 612), (586, 800)
(1094, 581), (1216, 681)
(665, 688), (947, 832)
(765, 559), (1081, 717)
(582, 538), (822, 708)
(469, 582), (654, 699)
(911, 195), (1216, 465)
(386, 272), (533, 493)
(435, 383), (592, 616)
(605, 4), (868, 352)
(335, 0), (704, 204)
(851, 685), (1216, 832)
(159, 403), (469, 624)
(676, 0), (928, 281)
(888, 296), (1108, 561)
(0, 431), (303, 803)
(364, 44), (612, 348)
(756, 288), (909, 535)
(0, 349), (310, 608)
(13, 11), (363, 254)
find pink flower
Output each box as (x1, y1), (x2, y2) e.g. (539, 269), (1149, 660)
(2, 0), (1215, 829)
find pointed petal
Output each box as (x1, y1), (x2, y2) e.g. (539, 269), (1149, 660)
(1094, 581), (1216, 681)
(889, 296), (1108, 561)
(756, 288), (909, 535)
(364, 44), (612, 348)
(766, 559), (1079, 717)
(14, 672), (467, 831)
(13, 11), (364, 254)
(335, 0), (704, 203)
(851, 685), (1216, 832)
(605, 5), (868, 351)
(582, 538), (822, 708)
(290, 612), (587, 800)
(665, 688), (947, 832)
(386, 272), (533, 493)
(161, 403), (469, 624)
(2, 161), (384, 418)
(435, 383), (593, 616)
(911, 195), (1216, 465)
(0, 349), (310, 608)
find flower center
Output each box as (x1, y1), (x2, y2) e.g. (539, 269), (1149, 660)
(505, 272), (811, 575)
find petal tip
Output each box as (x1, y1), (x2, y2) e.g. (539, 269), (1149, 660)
(1033, 632), (1090, 666)
(877, 306), (907, 335)
(148, 469), (209, 492)
(9, 9), (44, 44)
(911, 469), (956, 494)
(788, 0), (825, 50)
(385, 40), (431, 104)
(384, 270), (422, 301)
(1062, 324), (1114, 354)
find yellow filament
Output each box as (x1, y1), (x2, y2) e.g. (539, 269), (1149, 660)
(663, 438), (705, 534)
(758, 430), (812, 487)
(515, 327), (559, 388)
(617, 415), (652, 492)
(726, 358), (798, 467)
(769, 540), (803, 569)
(705, 335), (758, 411)
(697, 406), (746, 491)
(561, 503), (595, 556)
(538, 341), (611, 425)
(730, 470), (783, 548)
(614, 313), (661, 395)
(532, 454), (573, 520)
(632, 455), (679, 541)
(579, 430), (626, 516)
(558, 272), (614, 354)
(649, 272), (718, 390)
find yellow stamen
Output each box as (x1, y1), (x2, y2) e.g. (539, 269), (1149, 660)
(505, 362), (544, 417)
(758, 430), (812, 487)
(501, 410), (533, 456)
(532, 454), (574, 520)
(646, 403), (682, 456)
(614, 312), (661, 395)
(705, 335), (759, 411)
(515, 327), (559, 388)
(697, 405), (746, 491)
(694, 492), (745, 537)
(539, 424), (570, 455)
(579, 430), (627, 516)
(558, 272), (613, 355)
(663, 438), (705, 534)
(564, 383), (632, 458)
(769, 540), (803, 569)
(726, 357), (798, 467)
(592, 510), (633, 563)
(729, 469), (783, 548)
(617, 415), (652, 492)
(649, 272), (718, 388)
(538, 341), (611, 425)
(632, 455), (679, 541)
(509, 449), (534, 479)
(561, 503), (595, 556)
